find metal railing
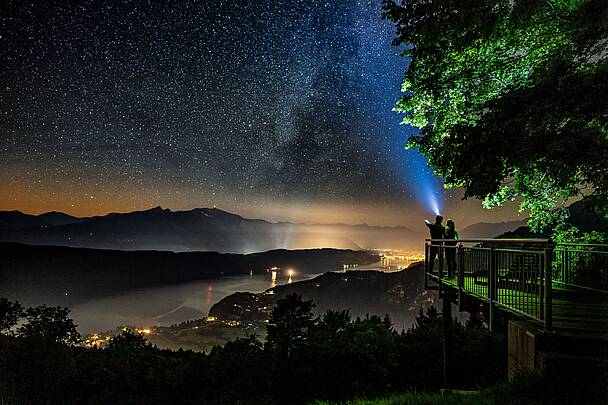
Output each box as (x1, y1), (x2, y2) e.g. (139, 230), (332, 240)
(425, 239), (553, 331)
(553, 243), (608, 293)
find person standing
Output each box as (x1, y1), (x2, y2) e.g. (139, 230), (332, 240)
(425, 215), (445, 272)
(445, 219), (459, 277)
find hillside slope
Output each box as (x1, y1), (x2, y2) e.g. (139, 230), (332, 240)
(0, 242), (378, 307)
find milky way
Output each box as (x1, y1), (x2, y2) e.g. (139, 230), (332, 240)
(0, 0), (520, 227)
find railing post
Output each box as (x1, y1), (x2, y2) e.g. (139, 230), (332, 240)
(458, 243), (464, 311)
(563, 248), (569, 286)
(442, 292), (453, 388)
(539, 251), (545, 322)
(424, 242), (429, 289)
(438, 242), (445, 297)
(488, 247), (496, 332)
(559, 247), (564, 285)
(544, 247), (553, 333)
(439, 242), (445, 280)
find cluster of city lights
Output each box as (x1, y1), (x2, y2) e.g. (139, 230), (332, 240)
(83, 333), (111, 348)
(83, 326), (154, 349)
(267, 266), (296, 286)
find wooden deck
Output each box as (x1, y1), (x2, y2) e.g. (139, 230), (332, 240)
(426, 240), (608, 382)
(551, 288), (608, 339)
(431, 273), (608, 339)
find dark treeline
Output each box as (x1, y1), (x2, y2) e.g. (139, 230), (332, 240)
(0, 294), (505, 404)
(0, 242), (377, 306)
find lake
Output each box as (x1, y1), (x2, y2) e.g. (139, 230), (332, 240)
(70, 257), (419, 333)
(70, 272), (320, 333)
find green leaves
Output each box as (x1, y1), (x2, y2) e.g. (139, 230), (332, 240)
(482, 186), (516, 209)
(384, 0), (608, 231)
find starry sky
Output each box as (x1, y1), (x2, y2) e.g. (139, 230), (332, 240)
(0, 0), (521, 228)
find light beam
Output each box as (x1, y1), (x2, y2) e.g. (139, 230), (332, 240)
(404, 149), (443, 215)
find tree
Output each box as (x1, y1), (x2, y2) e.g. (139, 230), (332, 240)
(207, 335), (271, 403)
(413, 305), (439, 329)
(17, 305), (80, 345)
(383, 0), (608, 231)
(106, 329), (155, 352)
(265, 293), (316, 357)
(0, 297), (22, 333)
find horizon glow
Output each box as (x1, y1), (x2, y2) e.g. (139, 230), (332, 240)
(0, 0), (522, 230)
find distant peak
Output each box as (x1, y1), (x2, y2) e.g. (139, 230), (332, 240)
(191, 207), (236, 215)
(131, 206), (170, 215)
(39, 211), (75, 217)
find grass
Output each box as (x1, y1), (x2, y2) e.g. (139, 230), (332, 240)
(312, 391), (487, 405)
(312, 371), (608, 405)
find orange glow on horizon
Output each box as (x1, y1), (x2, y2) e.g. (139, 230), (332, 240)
(0, 180), (523, 230)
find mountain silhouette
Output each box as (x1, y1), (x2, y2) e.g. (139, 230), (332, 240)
(0, 210), (95, 231)
(0, 207), (423, 253)
(459, 219), (528, 239)
(496, 199), (608, 239)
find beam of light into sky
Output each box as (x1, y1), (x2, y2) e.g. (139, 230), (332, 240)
(355, 4), (444, 218)
(404, 149), (443, 216)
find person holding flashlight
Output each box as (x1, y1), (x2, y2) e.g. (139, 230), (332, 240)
(425, 215), (445, 272)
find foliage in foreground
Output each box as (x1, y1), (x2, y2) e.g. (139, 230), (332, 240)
(314, 391), (470, 405)
(0, 297), (80, 344)
(314, 370), (608, 405)
(0, 295), (505, 404)
(383, 0), (608, 232)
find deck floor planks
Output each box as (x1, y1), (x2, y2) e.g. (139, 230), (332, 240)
(430, 273), (608, 338)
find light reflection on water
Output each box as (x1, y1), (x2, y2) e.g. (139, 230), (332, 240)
(354, 258), (420, 273)
(70, 273), (318, 334)
(70, 255), (422, 334)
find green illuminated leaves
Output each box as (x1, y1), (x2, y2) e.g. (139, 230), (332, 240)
(384, 0), (608, 232)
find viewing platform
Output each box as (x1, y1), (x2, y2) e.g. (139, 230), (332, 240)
(424, 238), (608, 380)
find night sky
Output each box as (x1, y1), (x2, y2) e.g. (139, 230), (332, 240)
(1, 0), (520, 228)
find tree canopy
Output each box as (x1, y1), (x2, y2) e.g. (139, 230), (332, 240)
(17, 305), (81, 345)
(0, 297), (22, 333)
(1, 294), (509, 403)
(383, 0), (608, 230)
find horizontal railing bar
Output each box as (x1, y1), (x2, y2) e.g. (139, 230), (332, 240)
(426, 239), (606, 247)
(492, 248), (544, 255)
(556, 242), (608, 248)
(456, 246), (543, 255)
(494, 302), (544, 323)
(425, 238), (551, 244)
(554, 248), (608, 255)
(552, 280), (608, 294)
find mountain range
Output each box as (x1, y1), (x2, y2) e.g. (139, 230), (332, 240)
(0, 207), (426, 253)
(7, 202), (585, 253)
(493, 200), (608, 239)
(459, 219), (529, 239)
